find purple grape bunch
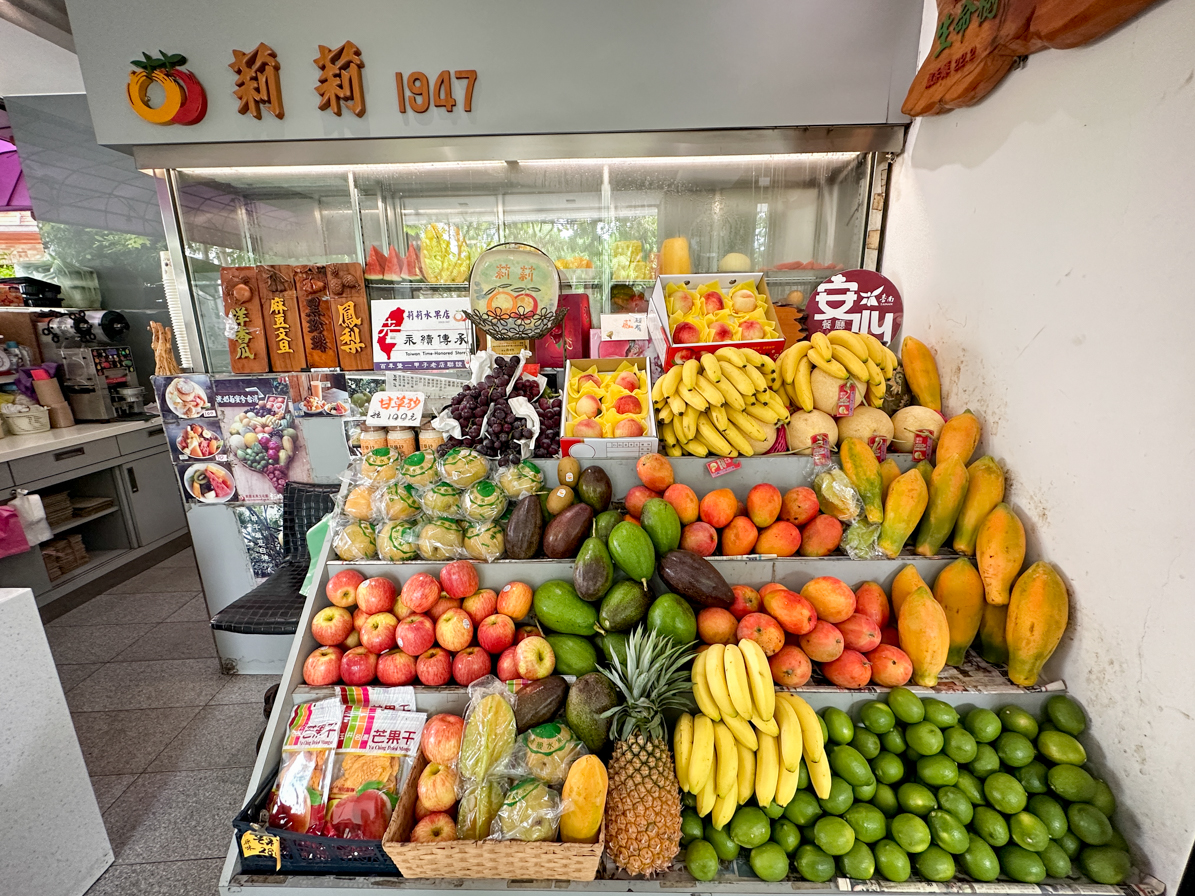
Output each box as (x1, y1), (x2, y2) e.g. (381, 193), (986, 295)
(532, 392), (562, 458)
(441, 356), (536, 464)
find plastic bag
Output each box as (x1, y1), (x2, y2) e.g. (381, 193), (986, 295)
(456, 675), (518, 840)
(376, 482), (423, 522)
(359, 446), (400, 485)
(415, 518), (465, 561)
(437, 447), (492, 488)
(377, 520), (423, 561)
(488, 777), (566, 842)
(841, 519), (884, 560)
(267, 699), (341, 834)
(495, 460), (545, 499)
(498, 721), (589, 788)
(813, 466), (862, 522)
(419, 481), (465, 518)
(398, 450), (441, 489)
(460, 479), (508, 523)
(333, 518), (377, 561)
(463, 520), (505, 562)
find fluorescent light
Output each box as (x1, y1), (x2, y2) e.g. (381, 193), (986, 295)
(178, 161), (509, 178)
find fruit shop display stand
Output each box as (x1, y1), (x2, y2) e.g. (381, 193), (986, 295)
(218, 454), (1160, 896)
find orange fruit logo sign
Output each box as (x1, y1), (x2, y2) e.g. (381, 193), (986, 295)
(127, 51), (207, 126)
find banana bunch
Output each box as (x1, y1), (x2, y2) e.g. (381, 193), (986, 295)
(674, 641), (830, 827)
(775, 331), (898, 412)
(653, 348), (790, 459)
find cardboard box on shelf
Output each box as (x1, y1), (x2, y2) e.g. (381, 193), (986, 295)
(559, 357), (657, 459)
(648, 273), (786, 368)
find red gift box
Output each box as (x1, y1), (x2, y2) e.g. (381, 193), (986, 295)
(534, 293), (592, 367)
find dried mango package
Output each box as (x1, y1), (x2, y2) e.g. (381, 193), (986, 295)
(267, 698), (341, 834)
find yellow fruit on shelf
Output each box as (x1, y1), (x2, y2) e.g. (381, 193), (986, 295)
(978, 602), (1009, 665)
(952, 457), (1005, 556)
(914, 456), (969, 557)
(936, 410), (982, 466)
(1005, 562), (1069, 687)
(879, 458), (901, 503)
(839, 437), (884, 524)
(659, 237), (692, 275)
(900, 337), (942, 412)
(891, 564), (930, 618)
(933, 557), (985, 666)
(975, 503), (1026, 606)
(898, 584), (950, 687)
(877, 470), (929, 559)
(560, 755), (608, 843)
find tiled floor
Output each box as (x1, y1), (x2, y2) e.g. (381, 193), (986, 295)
(49, 547), (278, 896)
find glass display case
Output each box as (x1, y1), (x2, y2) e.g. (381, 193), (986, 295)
(166, 151), (884, 373)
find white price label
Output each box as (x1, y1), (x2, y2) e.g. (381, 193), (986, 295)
(365, 391), (425, 426)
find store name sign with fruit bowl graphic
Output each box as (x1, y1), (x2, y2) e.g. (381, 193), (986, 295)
(371, 298), (472, 370)
(126, 51), (207, 125)
(806, 270), (903, 345)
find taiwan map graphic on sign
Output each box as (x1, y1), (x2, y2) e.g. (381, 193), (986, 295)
(371, 297), (473, 370)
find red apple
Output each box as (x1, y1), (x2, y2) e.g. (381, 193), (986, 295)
(377, 648), (417, 686)
(326, 569), (364, 608)
(339, 630), (360, 651)
(414, 798), (433, 822)
(356, 576), (398, 615)
(340, 646), (377, 686)
(515, 635), (555, 680)
(395, 601), (414, 621)
(421, 713), (465, 764)
(702, 291), (725, 313)
(359, 612), (399, 654)
(352, 607), (371, 632)
(614, 370), (640, 391)
(572, 418), (603, 438)
(736, 612), (785, 656)
(312, 606), (354, 646)
(416, 647), (452, 686)
(515, 625), (540, 644)
(497, 582), (533, 620)
(395, 613), (436, 657)
(613, 418), (645, 438)
(461, 589), (498, 627)
(576, 394), (602, 418)
(672, 322), (701, 344)
(435, 607), (474, 652)
(453, 646), (492, 686)
(303, 646), (343, 686)
(410, 812), (457, 843)
(428, 596), (460, 621)
(400, 573), (441, 614)
(614, 394), (643, 415)
(478, 613), (516, 654)
(440, 559), (480, 599)
(329, 789), (390, 839)
(496, 646), (520, 681)
(417, 762), (458, 812)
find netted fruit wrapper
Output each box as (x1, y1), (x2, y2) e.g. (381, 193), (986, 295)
(495, 721), (589, 788)
(266, 698), (341, 835)
(488, 777), (569, 842)
(813, 466), (862, 522)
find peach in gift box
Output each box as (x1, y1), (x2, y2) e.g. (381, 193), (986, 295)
(559, 358), (657, 459)
(649, 274), (785, 367)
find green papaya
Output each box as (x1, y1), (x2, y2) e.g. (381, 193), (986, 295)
(840, 437), (884, 524)
(533, 580), (598, 635)
(640, 498), (681, 555)
(915, 456), (969, 557)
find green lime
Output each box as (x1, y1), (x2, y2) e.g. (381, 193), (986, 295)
(955, 769), (985, 806)
(854, 779), (877, 801)
(915, 844), (956, 881)
(685, 839), (719, 881)
(1041, 840), (1072, 878)
(922, 698), (959, 728)
(795, 844), (836, 882)
(750, 842), (790, 881)
(1090, 779), (1117, 817)
(1016, 760), (1049, 794)
(1080, 846), (1132, 885)
(1045, 694), (1087, 735)
(729, 806), (771, 848)
(838, 840), (875, 880)
(936, 786), (973, 825)
(880, 726), (906, 755)
(682, 790), (697, 808)
(1068, 802), (1113, 845)
(906, 721), (944, 755)
(1056, 830), (1082, 858)
(681, 808), (704, 845)
(1038, 729), (1087, 766)
(890, 813), (931, 853)
(813, 816), (856, 856)
(887, 687), (925, 724)
(943, 726), (978, 763)
(964, 707), (1002, 743)
(897, 782), (937, 816)
(819, 776), (855, 816)
(844, 804), (887, 843)
(871, 751), (904, 785)
(822, 707), (855, 744)
(1048, 763), (1097, 802)
(860, 701), (896, 734)
(784, 790), (822, 826)
(972, 806), (1010, 847)
(830, 745), (875, 787)
(819, 714), (829, 744)
(928, 809), (970, 855)
(984, 772), (1028, 814)
(996, 731), (1036, 767)
(998, 705), (1039, 739)
(968, 742), (1001, 778)
(871, 783), (900, 817)
(874, 838), (911, 882)
(1028, 795), (1068, 839)
(704, 820), (741, 861)
(798, 759), (809, 791)
(771, 818), (801, 854)
(960, 833), (1001, 881)
(916, 755), (959, 788)
(851, 726), (882, 760)
(1009, 811), (1052, 853)
(1000, 844), (1046, 883)
(762, 800), (786, 820)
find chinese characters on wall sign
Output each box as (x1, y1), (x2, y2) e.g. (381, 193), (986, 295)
(314, 41), (366, 117)
(805, 271), (904, 346)
(230, 43), (284, 119)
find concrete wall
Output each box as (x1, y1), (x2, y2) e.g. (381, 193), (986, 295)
(885, 0), (1195, 886)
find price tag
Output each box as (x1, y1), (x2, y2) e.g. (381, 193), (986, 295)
(240, 829), (281, 871)
(810, 432), (832, 466)
(366, 391), (425, 426)
(836, 381), (857, 416)
(706, 456), (742, 478)
(868, 434), (890, 462)
(911, 428), (937, 462)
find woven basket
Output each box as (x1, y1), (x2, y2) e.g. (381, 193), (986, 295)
(382, 754), (604, 880)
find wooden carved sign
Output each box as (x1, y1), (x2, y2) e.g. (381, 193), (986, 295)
(294, 264), (340, 369)
(256, 265), (306, 372)
(904, 0), (1162, 116)
(326, 262), (373, 371)
(220, 266), (269, 373)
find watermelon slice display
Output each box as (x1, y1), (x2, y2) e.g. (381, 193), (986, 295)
(384, 245), (404, 281)
(364, 245), (386, 280)
(207, 465), (234, 499)
(403, 243), (423, 281)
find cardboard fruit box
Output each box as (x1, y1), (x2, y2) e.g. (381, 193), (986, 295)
(648, 273), (785, 368)
(559, 357), (658, 460)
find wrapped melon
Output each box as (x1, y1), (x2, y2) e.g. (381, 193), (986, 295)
(891, 405), (945, 453)
(785, 409), (838, 455)
(810, 368), (865, 416)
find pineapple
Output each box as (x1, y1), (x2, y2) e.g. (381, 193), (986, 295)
(602, 629), (695, 876)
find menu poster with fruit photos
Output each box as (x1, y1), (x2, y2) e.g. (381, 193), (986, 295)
(281, 372), (350, 417)
(153, 374), (237, 506)
(213, 376), (312, 504)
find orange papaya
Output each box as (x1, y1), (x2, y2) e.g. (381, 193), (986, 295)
(879, 458), (901, 503)
(900, 336), (942, 412)
(933, 557), (985, 666)
(936, 410), (981, 466)
(975, 503), (1026, 606)
(914, 459), (934, 487)
(877, 470), (929, 559)
(952, 457), (1005, 556)
(978, 602), (1009, 665)
(1005, 562), (1069, 687)
(891, 563), (930, 619)
(914, 456), (969, 557)
(898, 584), (950, 687)
(840, 437), (884, 524)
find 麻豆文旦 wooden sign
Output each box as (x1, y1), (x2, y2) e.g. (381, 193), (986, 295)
(220, 266), (269, 373)
(256, 264), (306, 372)
(903, 0), (1163, 117)
(294, 264), (340, 369)
(326, 262), (373, 371)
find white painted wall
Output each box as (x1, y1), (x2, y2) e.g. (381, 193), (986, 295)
(885, 0), (1195, 887)
(0, 19), (83, 97)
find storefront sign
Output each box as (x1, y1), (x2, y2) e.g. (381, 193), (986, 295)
(805, 270), (903, 345)
(371, 297), (472, 370)
(365, 391), (425, 426)
(126, 51), (208, 125)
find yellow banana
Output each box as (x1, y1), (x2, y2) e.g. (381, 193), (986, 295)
(809, 351), (849, 379)
(713, 722), (738, 798)
(715, 346), (747, 367)
(651, 376), (665, 405)
(782, 341), (813, 382)
(681, 404), (700, 442)
(881, 346), (898, 379)
(700, 352), (723, 383)
(690, 713), (716, 796)
(660, 419), (677, 447)
(753, 715), (780, 738)
(810, 332), (833, 364)
(780, 693), (824, 764)
(865, 358), (885, 389)
(667, 391), (686, 416)
(660, 364), (683, 396)
(682, 358), (699, 389)
(708, 404), (730, 432)
(674, 712), (694, 792)
(665, 441), (683, 457)
(712, 375), (747, 410)
(696, 414), (734, 456)
(756, 355), (779, 388)
(744, 402), (780, 424)
(806, 749), (832, 800)
(703, 644), (738, 720)
(739, 347), (764, 367)
(721, 423), (754, 456)
(693, 374), (725, 407)
(726, 407), (766, 441)
(741, 364), (768, 392)
(773, 695), (802, 773)
(861, 332), (886, 366)
(793, 356), (815, 412)
(690, 650), (721, 721)
(831, 344), (870, 382)
(658, 402), (675, 423)
(736, 741), (756, 805)
(677, 383), (708, 412)
(723, 645), (754, 718)
(828, 329), (869, 361)
(711, 791), (737, 830)
(697, 764), (717, 817)
(755, 731), (779, 808)
(757, 390), (791, 423)
(719, 361), (755, 395)
(738, 638), (775, 723)
(775, 760), (801, 807)
(680, 437), (709, 458)
(722, 711), (758, 751)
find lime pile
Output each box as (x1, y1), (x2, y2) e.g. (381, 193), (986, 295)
(681, 691), (1133, 886)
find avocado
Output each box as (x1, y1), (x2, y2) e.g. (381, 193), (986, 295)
(542, 502), (593, 559)
(658, 549), (734, 608)
(545, 634), (598, 676)
(576, 466), (612, 512)
(505, 495), (543, 559)
(640, 498), (682, 555)
(594, 510), (623, 543)
(566, 671), (618, 752)
(608, 521), (656, 582)
(596, 631), (630, 668)
(533, 580), (598, 635)
(513, 676), (568, 732)
(599, 580), (652, 632)
(573, 536), (614, 602)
